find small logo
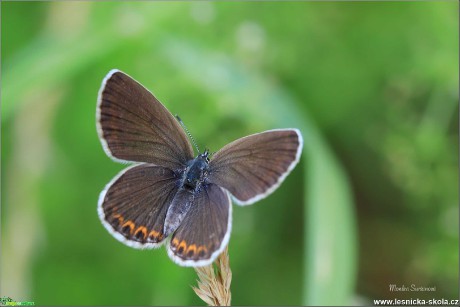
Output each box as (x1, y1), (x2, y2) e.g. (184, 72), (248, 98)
(0, 296), (35, 306)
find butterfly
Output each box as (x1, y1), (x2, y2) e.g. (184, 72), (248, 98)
(96, 69), (303, 267)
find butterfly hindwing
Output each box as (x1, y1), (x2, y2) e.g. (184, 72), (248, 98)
(97, 69), (194, 169)
(98, 164), (180, 248)
(209, 129), (303, 205)
(167, 183), (232, 266)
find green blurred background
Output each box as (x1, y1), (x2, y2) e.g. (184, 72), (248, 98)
(1, 2), (458, 306)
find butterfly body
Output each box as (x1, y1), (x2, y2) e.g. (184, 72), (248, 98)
(165, 151), (215, 238)
(96, 69), (303, 266)
(182, 151), (210, 191)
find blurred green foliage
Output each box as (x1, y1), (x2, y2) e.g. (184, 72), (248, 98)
(1, 2), (458, 306)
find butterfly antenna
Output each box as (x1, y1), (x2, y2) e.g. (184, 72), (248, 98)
(175, 115), (200, 154)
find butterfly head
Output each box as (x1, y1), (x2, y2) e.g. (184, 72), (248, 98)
(200, 149), (211, 163)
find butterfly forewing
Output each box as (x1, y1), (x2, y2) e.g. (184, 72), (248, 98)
(209, 129), (302, 205)
(97, 70), (194, 169)
(98, 164), (180, 249)
(167, 183), (231, 266)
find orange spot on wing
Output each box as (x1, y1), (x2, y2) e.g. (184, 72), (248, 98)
(112, 213), (124, 223)
(149, 229), (159, 237)
(135, 226), (147, 240)
(148, 229), (163, 242)
(186, 244), (197, 258)
(171, 238), (180, 247)
(177, 240), (187, 254)
(197, 246), (208, 258)
(121, 221), (135, 234)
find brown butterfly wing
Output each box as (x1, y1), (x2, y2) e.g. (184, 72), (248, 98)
(167, 183), (231, 266)
(98, 164), (179, 248)
(97, 69), (194, 169)
(208, 129), (302, 205)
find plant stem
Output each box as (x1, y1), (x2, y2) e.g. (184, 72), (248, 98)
(192, 247), (232, 306)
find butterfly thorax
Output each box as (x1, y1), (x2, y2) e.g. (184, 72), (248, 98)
(182, 151), (210, 191)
